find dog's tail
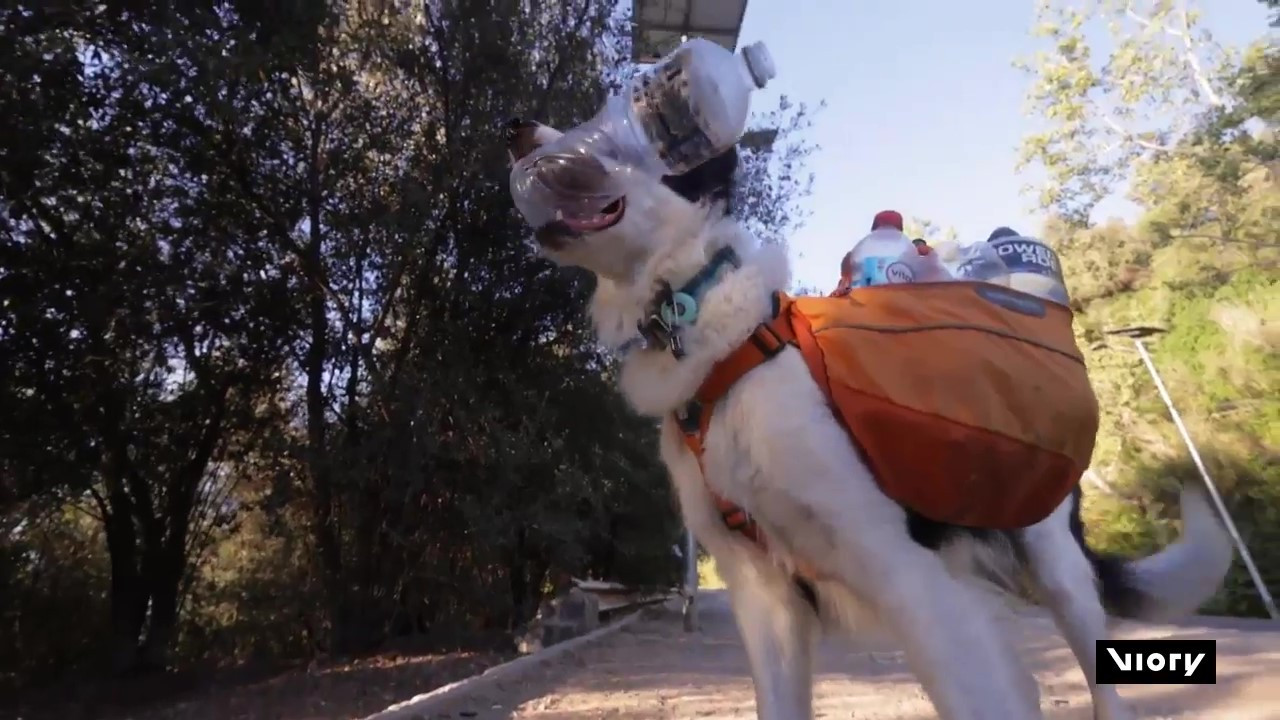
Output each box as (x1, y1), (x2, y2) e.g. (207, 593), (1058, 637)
(1089, 483), (1235, 622)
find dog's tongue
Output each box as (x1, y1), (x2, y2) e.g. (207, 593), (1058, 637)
(561, 198), (625, 233)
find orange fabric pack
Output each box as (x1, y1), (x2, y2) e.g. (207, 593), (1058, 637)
(781, 282), (1099, 529)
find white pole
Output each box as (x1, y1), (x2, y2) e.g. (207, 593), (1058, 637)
(683, 529), (699, 632)
(1133, 338), (1279, 620)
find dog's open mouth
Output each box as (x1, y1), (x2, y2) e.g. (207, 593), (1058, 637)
(560, 197), (625, 234)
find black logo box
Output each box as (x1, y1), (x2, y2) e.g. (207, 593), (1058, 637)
(1096, 639), (1217, 685)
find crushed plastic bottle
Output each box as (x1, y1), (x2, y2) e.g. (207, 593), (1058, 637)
(987, 234), (1070, 305)
(951, 242), (1011, 286)
(929, 242), (1010, 286)
(510, 38), (776, 228)
(890, 243), (953, 283)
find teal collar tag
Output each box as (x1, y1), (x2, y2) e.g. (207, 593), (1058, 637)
(636, 246), (742, 359)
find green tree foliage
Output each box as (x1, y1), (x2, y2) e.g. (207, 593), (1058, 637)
(1022, 0), (1279, 616)
(0, 0), (817, 694)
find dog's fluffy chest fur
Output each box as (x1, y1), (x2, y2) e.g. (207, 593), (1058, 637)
(588, 214), (792, 418)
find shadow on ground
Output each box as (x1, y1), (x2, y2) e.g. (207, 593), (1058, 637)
(4, 649), (513, 720)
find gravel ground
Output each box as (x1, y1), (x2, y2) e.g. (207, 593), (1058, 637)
(414, 590), (1280, 720)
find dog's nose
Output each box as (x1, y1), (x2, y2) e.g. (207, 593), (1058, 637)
(506, 118), (541, 161)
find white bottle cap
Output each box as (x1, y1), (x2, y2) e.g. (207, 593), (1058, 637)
(741, 41), (776, 88)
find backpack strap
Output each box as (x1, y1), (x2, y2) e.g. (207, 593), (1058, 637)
(673, 293), (820, 579)
(675, 292), (798, 458)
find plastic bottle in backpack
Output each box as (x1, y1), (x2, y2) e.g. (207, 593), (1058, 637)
(952, 242), (1011, 286)
(987, 234), (1070, 305)
(509, 38), (776, 227)
(849, 210), (914, 287)
(929, 241), (1010, 286)
(890, 242), (953, 283)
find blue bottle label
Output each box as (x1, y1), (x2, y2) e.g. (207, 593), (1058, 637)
(860, 256), (915, 286)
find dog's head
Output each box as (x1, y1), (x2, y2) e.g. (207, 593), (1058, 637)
(504, 117), (738, 281)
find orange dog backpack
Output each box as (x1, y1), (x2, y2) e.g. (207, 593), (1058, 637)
(677, 281), (1100, 533)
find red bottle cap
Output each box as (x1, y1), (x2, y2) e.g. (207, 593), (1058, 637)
(871, 210), (904, 231)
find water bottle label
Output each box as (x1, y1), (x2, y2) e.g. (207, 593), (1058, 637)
(860, 256), (914, 286)
(989, 237), (1065, 282)
(631, 53), (717, 173)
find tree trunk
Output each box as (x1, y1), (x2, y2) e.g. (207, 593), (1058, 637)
(301, 107), (352, 655)
(506, 546), (527, 631)
(104, 511), (147, 675)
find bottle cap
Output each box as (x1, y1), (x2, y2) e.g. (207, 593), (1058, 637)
(741, 42), (776, 88)
(871, 210), (904, 231)
(987, 226), (1019, 242)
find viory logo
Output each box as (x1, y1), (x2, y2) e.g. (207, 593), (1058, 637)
(1096, 639), (1217, 685)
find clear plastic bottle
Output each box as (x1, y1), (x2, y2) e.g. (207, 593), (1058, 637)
(850, 227), (915, 287)
(987, 234), (1070, 305)
(951, 242), (1011, 286)
(615, 37), (777, 176)
(890, 243), (953, 283)
(510, 38), (776, 227)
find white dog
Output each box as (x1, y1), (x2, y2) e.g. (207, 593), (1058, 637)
(505, 118), (1234, 720)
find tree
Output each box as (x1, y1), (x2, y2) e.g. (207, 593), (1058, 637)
(734, 97), (821, 246)
(0, 0), (821, 694)
(1019, 0), (1279, 616)
(1263, 0), (1280, 27)
(1018, 0), (1237, 224)
(0, 2), (297, 672)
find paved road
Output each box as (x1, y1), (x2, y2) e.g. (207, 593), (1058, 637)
(418, 591), (1280, 719)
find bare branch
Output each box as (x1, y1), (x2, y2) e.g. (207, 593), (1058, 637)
(1083, 468), (1118, 496)
(1098, 110), (1179, 152)
(1175, 3), (1225, 107)
(1125, 1), (1224, 107)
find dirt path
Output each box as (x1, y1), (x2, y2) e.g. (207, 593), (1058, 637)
(415, 590), (1280, 719)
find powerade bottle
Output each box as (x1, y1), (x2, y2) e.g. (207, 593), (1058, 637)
(987, 234), (1070, 305)
(849, 210), (914, 287)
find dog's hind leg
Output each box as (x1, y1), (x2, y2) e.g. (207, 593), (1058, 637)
(729, 356), (1041, 720)
(847, 534), (1040, 720)
(719, 549), (816, 720)
(1019, 494), (1136, 720)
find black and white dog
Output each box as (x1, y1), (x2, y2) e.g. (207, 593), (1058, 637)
(505, 118), (1234, 720)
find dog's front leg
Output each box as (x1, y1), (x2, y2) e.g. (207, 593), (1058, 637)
(721, 550), (816, 720)
(660, 418), (816, 720)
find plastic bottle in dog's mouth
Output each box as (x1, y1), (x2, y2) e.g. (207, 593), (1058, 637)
(510, 37), (776, 233)
(510, 127), (635, 232)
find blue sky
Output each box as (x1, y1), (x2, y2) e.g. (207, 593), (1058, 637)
(734, 0), (1272, 289)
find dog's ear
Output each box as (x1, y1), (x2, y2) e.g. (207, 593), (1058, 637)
(505, 117), (565, 166)
(660, 147), (739, 207)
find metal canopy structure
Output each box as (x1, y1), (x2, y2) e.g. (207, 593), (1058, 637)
(631, 0), (750, 63)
